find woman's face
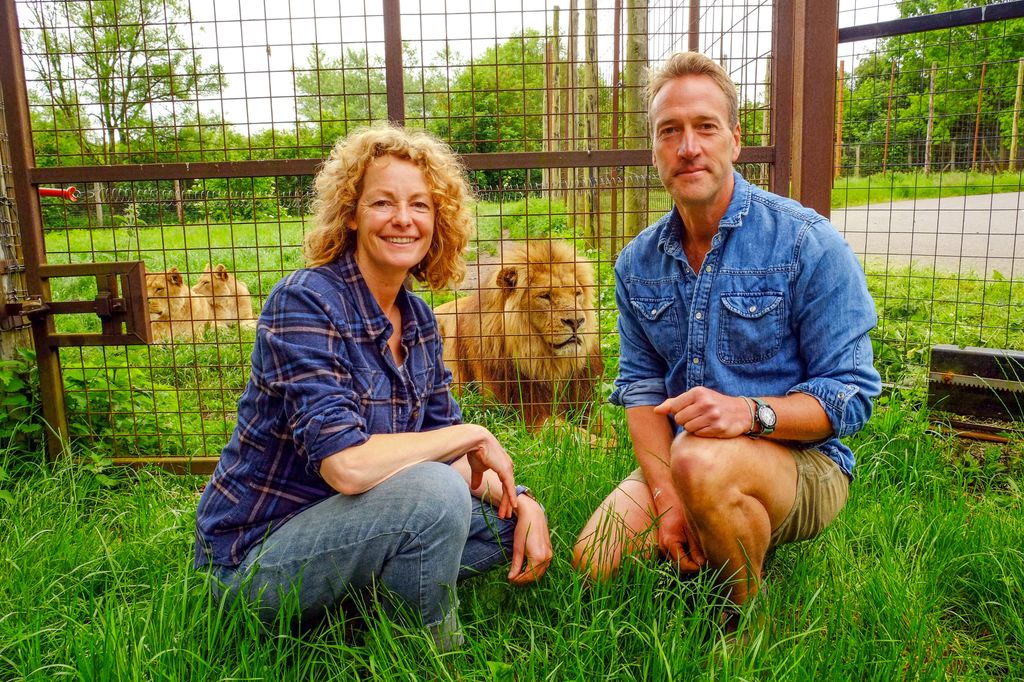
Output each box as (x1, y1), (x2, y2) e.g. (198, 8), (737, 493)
(349, 156), (436, 283)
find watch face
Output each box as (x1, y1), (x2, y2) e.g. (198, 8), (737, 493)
(757, 404), (777, 428)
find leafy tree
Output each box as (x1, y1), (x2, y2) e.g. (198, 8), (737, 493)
(841, 0), (1024, 173)
(22, 0), (224, 165)
(430, 31), (548, 189)
(293, 46), (388, 145)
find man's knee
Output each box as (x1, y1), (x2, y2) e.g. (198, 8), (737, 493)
(669, 433), (733, 497)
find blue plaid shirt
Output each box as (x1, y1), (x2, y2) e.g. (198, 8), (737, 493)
(194, 248), (461, 568)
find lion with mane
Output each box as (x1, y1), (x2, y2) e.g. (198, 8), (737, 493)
(433, 240), (603, 434)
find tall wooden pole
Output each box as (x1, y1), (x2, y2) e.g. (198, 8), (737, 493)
(609, 0), (621, 254)
(567, 0), (578, 211)
(835, 60), (844, 179)
(883, 60), (895, 174)
(972, 61), (987, 171)
(1010, 57), (1023, 172)
(623, 0), (648, 245)
(924, 62), (937, 174)
(580, 0), (599, 247)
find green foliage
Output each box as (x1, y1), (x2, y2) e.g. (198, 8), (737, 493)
(0, 349), (44, 455)
(22, 0), (224, 166)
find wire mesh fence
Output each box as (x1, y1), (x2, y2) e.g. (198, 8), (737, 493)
(834, 0), (1024, 384)
(7, 0), (1021, 460)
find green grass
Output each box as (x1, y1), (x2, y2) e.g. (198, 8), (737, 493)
(832, 170), (1024, 208)
(0, 391), (1021, 679)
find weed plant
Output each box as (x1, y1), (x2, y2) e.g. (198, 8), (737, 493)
(0, 390), (1020, 679)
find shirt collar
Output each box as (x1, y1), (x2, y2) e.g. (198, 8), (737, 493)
(656, 171), (753, 256)
(332, 248), (422, 344)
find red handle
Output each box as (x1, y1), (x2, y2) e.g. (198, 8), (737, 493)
(38, 186), (79, 202)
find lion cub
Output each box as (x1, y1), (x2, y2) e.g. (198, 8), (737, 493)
(191, 263), (257, 330)
(146, 268), (212, 342)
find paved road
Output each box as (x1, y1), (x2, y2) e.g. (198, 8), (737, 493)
(831, 192), (1024, 277)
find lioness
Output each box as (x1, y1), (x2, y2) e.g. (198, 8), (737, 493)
(191, 263), (257, 330)
(147, 268), (212, 342)
(433, 240), (604, 435)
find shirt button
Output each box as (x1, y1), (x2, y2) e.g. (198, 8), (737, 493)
(838, 391), (845, 398)
(651, 308), (658, 315)
(695, 312), (703, 320)
(693, 357), (700, 364)
(705, 265), (713, 273)
(748, 305), (757, 313)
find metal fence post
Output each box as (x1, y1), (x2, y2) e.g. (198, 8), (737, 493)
(0, 0), (70, 458)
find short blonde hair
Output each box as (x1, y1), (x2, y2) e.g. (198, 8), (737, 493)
(304, 125), (474, 290)
(646, 52), (739, 129)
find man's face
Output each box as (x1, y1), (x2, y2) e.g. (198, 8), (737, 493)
(650, 74), (741, 211)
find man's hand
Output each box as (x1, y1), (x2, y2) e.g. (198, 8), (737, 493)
(653, 487), (705, 573)
(508, 497), (553, 584)
(465, 427), (518, 518)
(654, 386), (750, 438)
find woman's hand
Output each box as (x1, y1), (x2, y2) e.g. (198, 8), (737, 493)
(508, 496), (552, 585)
(465, 427), (518, 518)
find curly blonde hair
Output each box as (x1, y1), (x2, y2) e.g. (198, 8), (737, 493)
(646, 51), (739, 129)
(304, 125), (474, 289)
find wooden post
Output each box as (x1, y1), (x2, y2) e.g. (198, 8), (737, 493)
(688, 0), (700, 52)
(882, 60), (895, 175)
(174, 178), (185, 224)
(972, 61), (986, 172)
(544, 38), (553, 191)
(567, 0), (578, 214)
(551, 7), (563, 195)
(1010, 57), (1023, 172)
(925, 62), (937, 174)
(835, 60), (844, 179)
(854, 144), (861, 177)
(580, 0), (599, 248)
(623, 0), (648, 244)
(609, 0), (621, 254)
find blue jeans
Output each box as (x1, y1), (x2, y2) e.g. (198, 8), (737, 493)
(211, 462), (515, 646)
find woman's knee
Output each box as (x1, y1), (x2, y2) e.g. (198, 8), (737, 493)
(403, 462), (472, 538)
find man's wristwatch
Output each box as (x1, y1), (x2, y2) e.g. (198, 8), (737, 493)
(749, 398), (777, 437)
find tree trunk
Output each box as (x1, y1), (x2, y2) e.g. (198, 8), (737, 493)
(623, 0), (648, 244)
(579, 0), (599, 248)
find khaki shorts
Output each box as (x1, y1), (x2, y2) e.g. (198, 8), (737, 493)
(626, 446), (848, 551)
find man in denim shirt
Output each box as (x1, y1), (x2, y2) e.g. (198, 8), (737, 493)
(573, 52), (881, 631)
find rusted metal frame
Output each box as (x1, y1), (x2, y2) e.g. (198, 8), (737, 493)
(787, 0), (837, 218)
(688, 0), (700, 52)
(0, 0), (69, 458)
(33, 261), (152, 347)
(838, 0), (1024, 43)
(34, 148), (776, 185)
(110, 456), (220, 475)
(770, 0), (794, 198)
(383, 0), (405, 125)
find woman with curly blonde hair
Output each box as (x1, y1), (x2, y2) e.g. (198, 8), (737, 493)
(195, 124), (551, 649)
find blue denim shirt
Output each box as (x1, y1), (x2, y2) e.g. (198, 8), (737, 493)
(611, 172), (881, 478)
(195, 248), (461, 568)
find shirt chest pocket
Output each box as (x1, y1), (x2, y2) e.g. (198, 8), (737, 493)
(717, 291), (784, 365)
(629, 296), (682, 358)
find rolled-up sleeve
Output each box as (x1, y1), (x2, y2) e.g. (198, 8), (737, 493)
(256, 280), (369, 473)
(610, 257), (670, 408)
(788, 220), (881, 438)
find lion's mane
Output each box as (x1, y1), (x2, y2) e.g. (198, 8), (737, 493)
(433, 240), (603, 429)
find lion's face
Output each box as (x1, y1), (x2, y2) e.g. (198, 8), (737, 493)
(515, 265), (594, 357)
(146, 270), (188, 320)
(497, 255), (597, 368)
